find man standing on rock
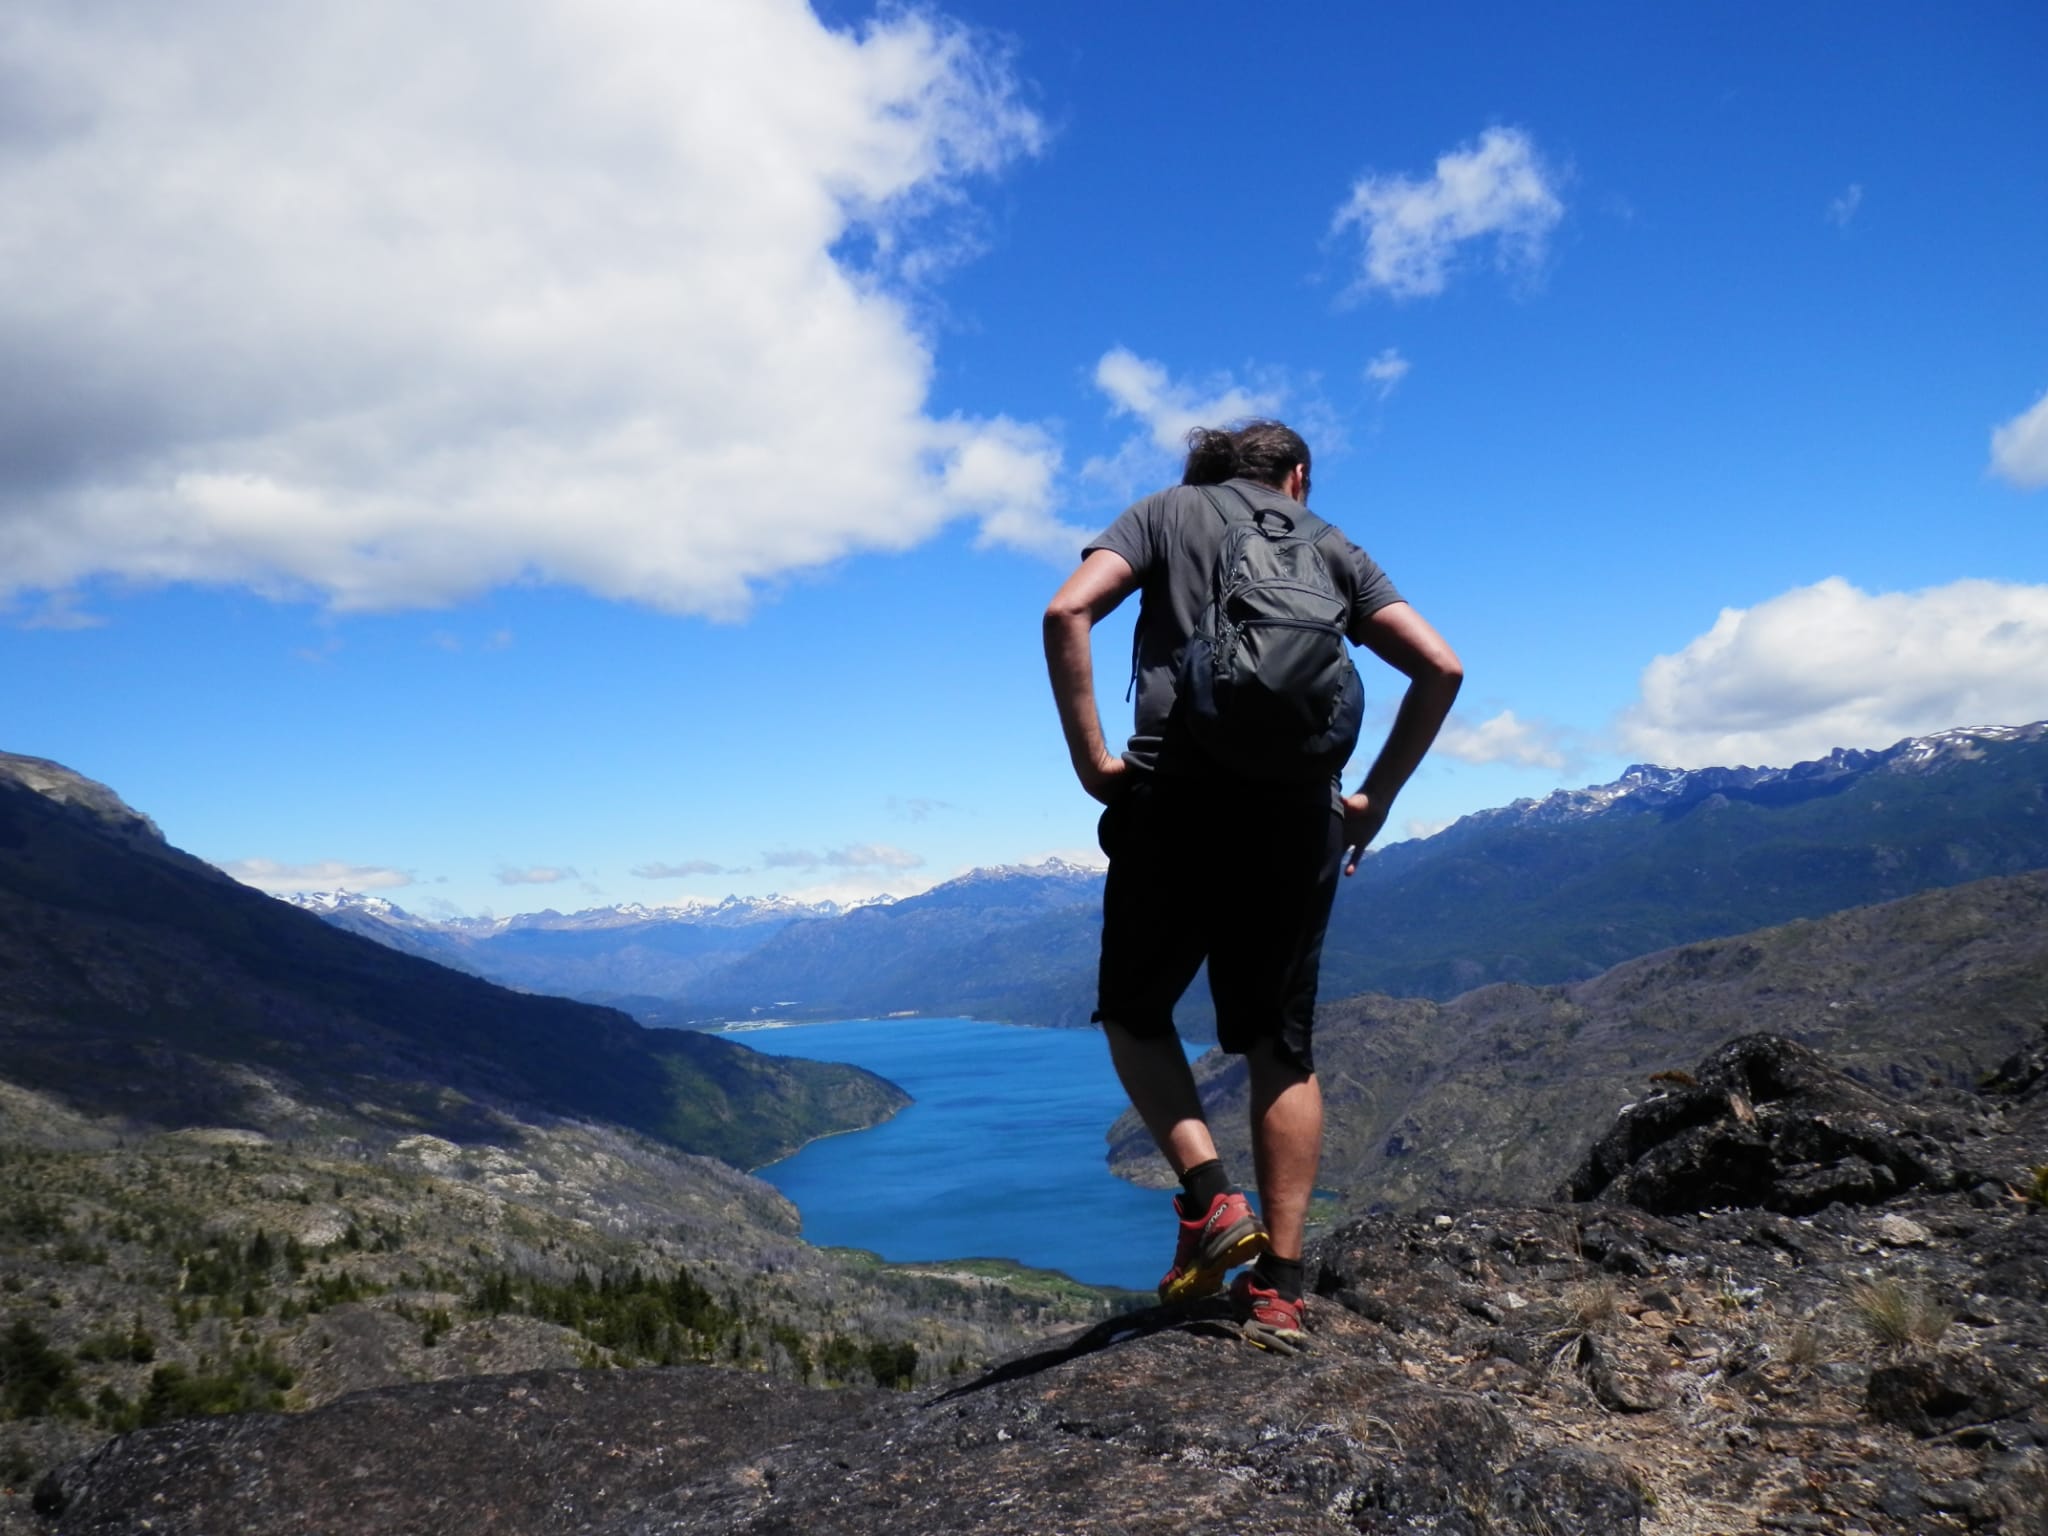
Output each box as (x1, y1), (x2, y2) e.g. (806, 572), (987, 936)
(1044, 420), (1461, 1350)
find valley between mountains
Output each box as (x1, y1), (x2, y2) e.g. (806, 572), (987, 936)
(292, 722), (2048, 1032)
(2, 723), (2046, 1534)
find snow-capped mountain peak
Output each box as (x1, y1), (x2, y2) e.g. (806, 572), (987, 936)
(1442, 721), (2046, 840)
(284, 889), (423, 925)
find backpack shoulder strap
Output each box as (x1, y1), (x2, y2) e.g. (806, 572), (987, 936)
(1208, 481), (1337, 543)
(1196, 484), (1254, 527)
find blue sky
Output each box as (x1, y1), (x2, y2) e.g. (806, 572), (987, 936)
(3, 0), (2044, 916)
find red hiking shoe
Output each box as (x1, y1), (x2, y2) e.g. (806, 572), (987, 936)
(1158, 1190), (1267, 1304)
(1228, 1267), (1309, 1354)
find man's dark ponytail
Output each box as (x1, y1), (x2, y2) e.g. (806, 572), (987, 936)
(1181, 427), (1238, 486)
(1180, 419), (1310, 489)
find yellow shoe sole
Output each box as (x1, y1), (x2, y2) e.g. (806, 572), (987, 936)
(1159, 1227), (1268, 1305)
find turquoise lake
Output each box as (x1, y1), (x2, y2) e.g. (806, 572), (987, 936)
(726, 1017), (1204, 1292)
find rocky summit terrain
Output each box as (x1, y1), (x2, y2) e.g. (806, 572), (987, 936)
(28, 1028), (2048, 1535)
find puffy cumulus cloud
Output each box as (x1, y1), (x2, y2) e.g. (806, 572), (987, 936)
(1619, 577), (2048, 768)
(220, 858), (413, 893)
(1364, 348), (1411, 400)
(762, 843), (924, 872)
(1990, 386), (2048, 490)
(631, 859), (743, 880)
(498, 866), (578, 886)
(1093, 349), (1285, 453)
(1434, 709), (1571, 770)
(0, 0), (1078, 615)
(1081, 349), (1287, 502)
(1332, 128), (1563, 300)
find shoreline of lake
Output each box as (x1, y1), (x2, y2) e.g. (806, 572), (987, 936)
(722, 1016), (1202, 1291)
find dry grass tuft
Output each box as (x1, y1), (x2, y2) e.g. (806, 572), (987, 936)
(1563, 1277), (1621, 1330)
(1844, 1276), (1949, 1350)
(1778, 1321), (1823, 1369)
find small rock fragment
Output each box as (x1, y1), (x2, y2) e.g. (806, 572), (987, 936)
(1877, 1213), (1933, 1247)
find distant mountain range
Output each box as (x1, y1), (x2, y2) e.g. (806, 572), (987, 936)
(1322, 719), (2048, 1000)
(285, 860), (1108, 1025)
(0, 752), (906, 1169)
(281, 723), (2048, 1029)
(280, 887), (880, 999)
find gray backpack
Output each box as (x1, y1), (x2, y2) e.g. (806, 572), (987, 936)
(1175, 484), (1364, 781)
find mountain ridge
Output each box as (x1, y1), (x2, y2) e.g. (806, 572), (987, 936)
(1445, 721), (2041, 834)
(0, 753), (907, 1170)
(271, 721), (2048, 1025)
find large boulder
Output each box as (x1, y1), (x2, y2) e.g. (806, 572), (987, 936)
(1565, 1034), (1991, 1215)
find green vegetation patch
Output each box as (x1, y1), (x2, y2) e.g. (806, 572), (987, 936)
(889, 1256), (1141, 1306)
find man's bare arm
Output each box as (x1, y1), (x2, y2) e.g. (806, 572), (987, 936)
(1043, 549), (1141, 805)
(1341, 602), (1463, 874)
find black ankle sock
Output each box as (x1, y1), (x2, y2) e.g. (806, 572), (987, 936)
(1178, 1159), (1229, 1213)
(1256, 1254), (1304, 1302)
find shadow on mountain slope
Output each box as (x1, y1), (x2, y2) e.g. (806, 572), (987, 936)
(0, 753), (905, 1167)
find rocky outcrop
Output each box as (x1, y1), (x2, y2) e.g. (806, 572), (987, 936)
(1565, 1033), (1994, 1215)
(33, 1032), (2048, 1534)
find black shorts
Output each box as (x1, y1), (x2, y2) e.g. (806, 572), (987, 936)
(1092, 772), (1344, 1073)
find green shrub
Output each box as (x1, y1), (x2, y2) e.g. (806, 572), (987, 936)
(74, 1321), (154, 1365)
(0, 1201), (65, 1242)
(866, 1340), (917, 1390)
(467, 1264), (730, 1366)
(135, 1347), (294, 1427)
(0, 1318), (82, 1420)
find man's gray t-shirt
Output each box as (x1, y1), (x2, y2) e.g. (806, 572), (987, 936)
(1085, 478), (1405, 777)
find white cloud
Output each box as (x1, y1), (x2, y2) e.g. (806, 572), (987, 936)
(887, 796), (953, 822)
(1619, 576), (2048, 767)
(0, 0), (1080, 616)
(11, 593), (105, 631)
(762, 843), (925, 872)
(1332, 127), (1564, 300)
(632, 859), (742, 880)
(498, 866), (578, 886)
(424, 627), (514, 654)
(1827, 183), (1864, 228)
(1990, 386), (2048, 490)
(1364, 348), (1411, 400)
(1435, 709), (1569, 770)
(1092, 349), (1284, 453)
(1400, 818), (1453, 842)
(220, 858), (413, 894)
(1081, 349), (1286, 501)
